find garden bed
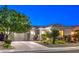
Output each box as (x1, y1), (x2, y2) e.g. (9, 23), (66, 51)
(0, 41), (14, 49)
(36, 41), (79, 48)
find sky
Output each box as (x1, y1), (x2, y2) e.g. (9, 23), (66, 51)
(0, 5), (79, 26)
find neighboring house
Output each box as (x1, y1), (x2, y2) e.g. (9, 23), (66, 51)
(13, 24), (79, 41)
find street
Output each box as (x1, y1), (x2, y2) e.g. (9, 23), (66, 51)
(9, 49), (79, 53)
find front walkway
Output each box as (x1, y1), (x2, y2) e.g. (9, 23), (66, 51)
(0, 41), (79, 52)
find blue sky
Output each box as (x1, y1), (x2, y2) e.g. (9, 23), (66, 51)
(0, 5), (79, 26)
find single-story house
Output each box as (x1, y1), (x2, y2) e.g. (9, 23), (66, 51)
(13, 24), (79, 41)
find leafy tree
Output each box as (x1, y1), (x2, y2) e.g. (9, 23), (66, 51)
(0, 6), (32, 40)
(51, 29), (60, 44)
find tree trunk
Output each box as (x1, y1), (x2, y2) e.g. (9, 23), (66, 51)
(53, 37), (55, 44)
(78, 37), (79, 42)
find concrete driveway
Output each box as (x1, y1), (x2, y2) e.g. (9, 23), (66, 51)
(0, 41), (48, 53)
(11, 41), (48, 50)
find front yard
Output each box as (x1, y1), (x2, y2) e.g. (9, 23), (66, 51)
(36, 40), (79, 48)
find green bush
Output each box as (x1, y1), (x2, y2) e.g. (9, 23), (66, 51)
(3, 43), (11, 48)
(41, 39), (66, 44)
(55, 40), (66, 44)
(4, 40), (12, 44)
(3, 40), (12, 48)
(41, 39), (53, 44)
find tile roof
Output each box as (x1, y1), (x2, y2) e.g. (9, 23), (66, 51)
(32, 24), (79, 30)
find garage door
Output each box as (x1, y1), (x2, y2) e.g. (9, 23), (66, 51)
(14, 33), (27, 41)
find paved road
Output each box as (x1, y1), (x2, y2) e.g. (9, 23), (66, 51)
(9, 49), (79, 53)
(53, 50), (79, 53)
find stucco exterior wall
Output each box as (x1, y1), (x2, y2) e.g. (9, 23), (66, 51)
(13, 26), (79, 41)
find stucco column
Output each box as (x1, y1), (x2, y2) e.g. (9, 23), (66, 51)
(39, 29), (42, 40)
(25, 32), (30, 41)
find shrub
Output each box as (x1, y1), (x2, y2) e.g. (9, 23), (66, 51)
(3, 43), (11, 48)
(41, 39), (66, 44)
(55, 40), (66, 44)
(3, 40), (12, 48)
(41, 39), (53, 44)
(4, 40), (12, 44)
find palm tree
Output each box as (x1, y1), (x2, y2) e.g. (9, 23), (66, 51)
(51, 29), (60, 44)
